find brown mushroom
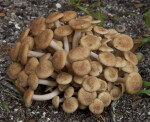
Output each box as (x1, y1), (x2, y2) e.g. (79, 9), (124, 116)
(98, 92), (111, 107)
(64, 86), (74, 98)
(21, 36), (34, 50)
(77, 15), (93, 21)
(124, 51), (138, 65)
(60, 11), (77, 22)
(52, 96), (64, 109)
(110, 86), (122, 100)
(73, 75), (88, 85)
(115, 57), (127, 68)
(97, 79), (108, 92)
(121, 61), (138, 73)
(17, 70), (28, 87)
(14, 80), (26, 93)
(94, 26), (108, 35)
(17, 28), (30, 42)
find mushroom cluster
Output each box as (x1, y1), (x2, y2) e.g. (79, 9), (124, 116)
(8, 11), (143, 114)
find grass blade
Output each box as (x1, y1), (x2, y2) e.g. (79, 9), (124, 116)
(143, 81), (150, 87)
(138, 37), (150, 47)
(137, 90), (150, 96)
(144, 9), (150, 28)
(0, 102), (10, 112)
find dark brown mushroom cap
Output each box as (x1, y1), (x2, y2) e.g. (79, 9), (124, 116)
(77, 15), (93, 22)
(60, 11), (77, 22)
(121, 61), (138, 73)
(14, 80), (26, 93)
(21, 36), (34, 50)
(8, 62), (23, 80)
(17, 70), (28, 87)
(24, 88), (34, 107)
(17, 28), (30, 42)
(30, 16), (46, 36)
(124, 51), (138, 65)
(98, 92), (111, 107)
(46, 12), (64, 24)
(35, 29), (53, 50)
(94, 26), (108, 35)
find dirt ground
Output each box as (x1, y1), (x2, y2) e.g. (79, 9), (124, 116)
(0, 0), (150, 121)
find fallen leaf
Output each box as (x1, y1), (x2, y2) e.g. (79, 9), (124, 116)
(134, 3), (147, 8)
(0, 13), (5, 17)
(131, 99), (142, 110)
(133, 38), (144, 44)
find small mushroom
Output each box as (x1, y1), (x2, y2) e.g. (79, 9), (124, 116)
(107, 82), (114, 92)
(58, 84), (70, 92)
(21, 36), (34, 50)
(14, 80), (26, 93)
(94, 26), (108, 35)
(73, 75), (88, 85)
(110, 86), (122, 101)
(97, 79), (108, 92)
(17, 28), (30, 42)
(60, 11), (77, 22)
(52, 96), (64, 109)
(98, 92), (111, 107)
(78, 103), (87, 110)
(121, 61), (138, 73)
(124, 51), (138, 65)
(115, 57), (127, 68)
(17, 70), (28, 87)
(64, 86), (74, 98)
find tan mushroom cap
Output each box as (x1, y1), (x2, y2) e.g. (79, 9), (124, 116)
(25, 57), (39, 75)
(77, 15), (93, 22)
(89, 61), (103, 76)
(113, 34), (133, 51)
(99, 39), (113, 52)
(121, 61), (138, 73)
(78, 88), (97, 106)
(60, 11), (77, 22)
(21, 36), (34, 50)
(17, 70), (28, 87)
(30, 16), (46, 36)
(78, 103), (87, 110)
(80, 35), (101, 50)
(68, 46), (90, 62)
(8, 62), (23, 80)
(46, 12), (64, 24)
(91, 20), (101, 24)
(28, 73), (39, 90)
(39, 53), (51, 62)
(54, 25), (73, 37)
(52, 50), (67, 70)
(17, 28), (30, 42)
(98, 92), (111, 107)
(124, 51), (138, 65)
(69, 19), (91, 30)
(58, 84), (69, 92)
(14, 80), (26, 93)
(72, 59), (91, 76)
(98, 52), (116, 67)
(110, 86), (122, 100)
(64, 86), (74, 98)
(73, 75), (88, 85)
(107, 82), (114, 91)
(62, 97), (78, 113)
(104, 29), (119, 39)
(104, 67), (118, 82)
(56, 72), (72, 85)
(24, 88), (34, 107)
(10, 42), (21, 62)
(52, 96), (60, 109)
(89, 98), (104, 114)
(97, 79), (108, 92)
(35, 29), (53, 50)
(115, 57), (127, 68)
(125, 72), (142, 94)
(94, 26), (108, 35)
(82, 76), (100, 92)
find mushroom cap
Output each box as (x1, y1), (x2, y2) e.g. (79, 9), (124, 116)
(72, 59), (91, 76)
(91, 20), (101, 24)
(35, 29), (53, 50)
(80, 35), (101, 50)
(98, 52), (116, 66)
(52, 96), (60, 109)
(82, 76), (100, 92)
(10, 42), (21, 62)
(110, 86), (122, 100)
(77, 15), (93, 21)
(17, 70), (28, 87)
(125, 72), (142, 94)
(8, 62), (23, 80)
(24, 88), (34, 107)
(89, 61), (103, 76)
(73, 75), (88, 85)
(89, 98), (104, 114)
(64, 86), (74, 98)
(121, 61), (138, 73)
(124, 51), (138, 65)
(17, 28), (30, 42)
(39, 53), (51, 62)
(60, 11), (77, 22)
(69, 19), (91, 30)
(98, 92), (111, 107)
(52, 50), (67, 70)
(113, 34), (133, 51)
(78, 103), (87, 110)
(46, 12), (64, 24)
(54, 25), (73, 37)
(104, 67), (118, 82)
(25, 57), (39, 75)
(107, 82), (114, 91)
(68, 46), (90, 62)
(115, 57), (127, 68)
(58, 84), (69, 92)
(14, 80), (26, 93)
(78, 88), (97, 106)
(28, 73), (39, 90)
(94, 26), (108, 35)
(99, 39), (113, 52)
(21, 36), (34, 50)
(56, 72), (72, 85)
(30, 16), (46, 36)
(97, 79), (108, 92)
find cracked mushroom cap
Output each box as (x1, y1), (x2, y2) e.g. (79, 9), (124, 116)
(68, 46), (90, 62)
(64, 86), (74, 98)
(52, 96), (60, 109)
(104, 67), (118, 82)
(8, 62), (23, 80)
(28, 73), (39, 90)
(21, 36), (34, 50)
(17, 70), (28, 87)
(113, 34), (133, 51)
(52, 50), (67, 70)
(94, 26), (108, 35)
(77, 15), (93, 22)
(97, 79), (108, 92)
(56, 72), (72, 85)
(110, 86), (122, 101)
(14, 80), (26, 93)
(121, 61), (138, 73)
(78, 88), (97, 106)
(17, 28), (30, 42)
(72, 59), (91, 76)
(115, 57), (127, 68)
(89, 98), (104, 114)
(24, 88), (34, 107)
(82, 76), (100, 92)
(62, 97), (78, 113)
(98, 52), (116, 67)
(125, 72), (142, 94)
(98, 92), (111, 107)
(60, 11), (77, 22)
(80, 35), (101, 50)
(73, 75), (88, 85)
(124, 51), (138, 65)
(35, 29), (53, 50)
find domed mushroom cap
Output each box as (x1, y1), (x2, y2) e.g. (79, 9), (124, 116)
(124, 51), (138, 65)
(80, 35), (101, 50)
(39, 53), (51, 62)
(24, 88), (34, 107)
(72, 59), (91, 76)
(17, 28), (30, 42)
(110, 86), (122, 100)
(62, 97), (78, 113)
(56, 72), (72, 85)
(125, 72), (142, 94)
(35, 29), (53, 50)
(17, 70), (28, 87)
(28, 73), (39, 90)
(94, 26), (108, 35)
(77, 15), (93, 21)
(64, 86), (74, 98)
(8, 62), (23, 80)
(68, 46), (90, 62)
(74, 75), (88, 85)
(82, 76), (100, 92)
(97, 79), (108, 92)
(98, 92), (111, 107)
(98, 52), (116, 66)
(60, 11), (77, 22)
(52, 96), (60, 109)
(89, 98), (104, 114)
(113, 34), (133, 51)
(54, 25), (73, 37)
(115, 57), (127, 68)
(78, 88), (97, 106)
(104, 67), (118, 82)
(52, 50), (67, 70)
(46, 12), (64, 24)
(121, 61), (138, 73)
(21, 36), (34, 50)
(30, 16), (46, 36)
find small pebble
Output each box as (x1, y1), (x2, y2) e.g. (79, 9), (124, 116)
(56, 3), (61, 9)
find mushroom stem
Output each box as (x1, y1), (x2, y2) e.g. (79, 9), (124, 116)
(28, 51), (45, 58)
(33, 88), (60, 101)
(55, 20), (61, 28)
(63, 36), (69, 52)
(81, 32), (85, 37)
(72, 30), (81, 48)
(59, 98), (64, 103)
(50, 40), (63, 50)
(39, 79), (57, 86)
(91, 52), (99, 60)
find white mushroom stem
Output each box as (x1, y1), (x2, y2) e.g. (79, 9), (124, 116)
(51, 72), (57, 79)
(72, 30), (81, 48)
(33, 88), (60, 101)
(55, 20), (61, 28)
(28, 51), (45, 58)
(50, 40), (63, 50)
(59, 98), (64, 103)
(39, 79), (57, 86)
(91, 52), (99, 60)
(81, 32), (86, 37)
(63, 36), (69, 52)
